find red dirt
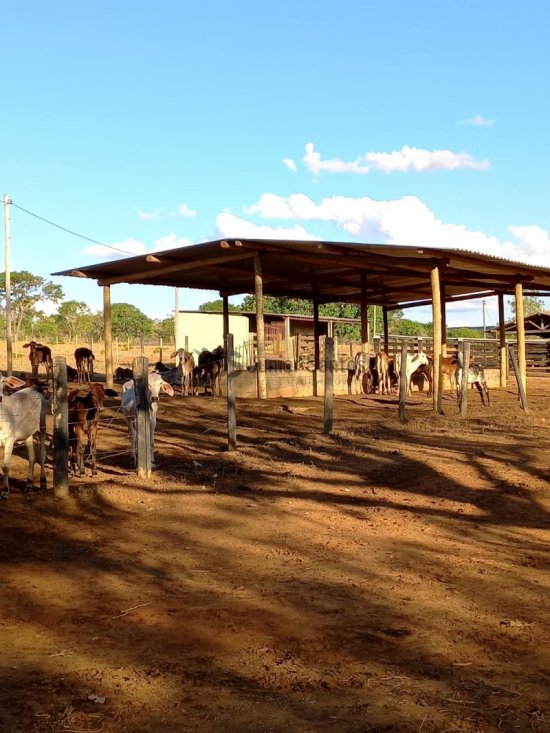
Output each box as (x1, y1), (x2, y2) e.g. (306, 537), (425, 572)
(1, 379), (549, 733)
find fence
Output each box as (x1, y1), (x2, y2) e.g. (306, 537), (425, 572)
(1, 337), (176, 376)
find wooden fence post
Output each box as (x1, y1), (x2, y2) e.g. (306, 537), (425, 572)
(133, 356), (152, 478)
(53, 357), (69, 498)
(324, 337), (334, 435)
(508, 346), (529, 412)
(225, 333), (237, 451)
(459, 342), (470, 416)
(398, 342), (408, 423)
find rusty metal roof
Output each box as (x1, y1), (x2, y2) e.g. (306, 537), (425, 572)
(53, 238), (550, 310)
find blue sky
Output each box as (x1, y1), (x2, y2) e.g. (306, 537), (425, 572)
(2, 0), (549, 328)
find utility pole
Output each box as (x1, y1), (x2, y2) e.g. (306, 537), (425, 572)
(3, 194), (13, 375)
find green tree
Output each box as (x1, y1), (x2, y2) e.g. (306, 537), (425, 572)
(55, 300), (93, 341)
(198, 299), (240, 313)
(152, 317), (175, 342)
(0, 271), (63, 343)
(508, 295), (545, 319)
(111, 303), (153, 338)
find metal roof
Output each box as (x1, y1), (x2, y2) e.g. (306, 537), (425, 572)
(53, 238), (550, 310)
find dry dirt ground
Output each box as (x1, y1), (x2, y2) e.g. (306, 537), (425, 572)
(1, 378), (549, 733)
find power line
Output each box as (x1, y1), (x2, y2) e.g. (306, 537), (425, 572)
(10, 201), (135, 256)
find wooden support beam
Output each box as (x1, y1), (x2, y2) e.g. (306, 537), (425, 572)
(103, 285), (114, 389)
(134, 356), (152, 478)
(225, 333), (237, 450)
(53, 357), (69, 498)
(360, 272), (369, 352)
(498, 293), (507, 388)
(515, 281), (527, 395)
(98, 252), (256, 286)
(440, 283), (447, 357)
(254, 254), (267, 399)
(382, 306), (389, 353)
(431, 263), (442, 413)
(324, 337), (334, 434)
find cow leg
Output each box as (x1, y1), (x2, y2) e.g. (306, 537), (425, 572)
(347, 370), (353, 395)
(24, 434), (36, 492)
(127, 418), (137, 467)
(1, 438), (15, 497)
(89, 425), (98, 476)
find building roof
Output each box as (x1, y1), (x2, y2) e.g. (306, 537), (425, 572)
(504, 311), (550, 333)
(53, 238), (550, 310)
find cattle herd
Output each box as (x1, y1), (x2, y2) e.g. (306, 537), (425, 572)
(348, 349), (490, 405)
(0, 343), (227, 497)
(0, 342), (489, 497)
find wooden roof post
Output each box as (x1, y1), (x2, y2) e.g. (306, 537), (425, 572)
(313, 297), (320, 397)
(498, 293), (507, 388)
(360, 272), (369, 352)
(431, 262), (442, 413)
(222, 294), (229, 371)
(515, 281), (527, 395)
(103, 285), (114, 389)
(440, 283), (447, 357)
(382, 306), (389, 354)
(254, 254), (267, 399)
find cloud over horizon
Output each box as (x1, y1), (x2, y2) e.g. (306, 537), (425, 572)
(301, 142), (490, 175)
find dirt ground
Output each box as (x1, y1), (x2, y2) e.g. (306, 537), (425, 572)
(1, 377), (549, 733)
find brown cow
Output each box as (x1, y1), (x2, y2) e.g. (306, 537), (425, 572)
(23, 341), (53, 380)
(74, 347), (95, 384)
(68, 383), (118, 476)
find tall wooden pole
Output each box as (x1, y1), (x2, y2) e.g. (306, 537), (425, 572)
(313, 298), (320, 397)
(103, 285), (114, 389)
(382, 306), (389, 353)
(360, 272), (369, 352)
(254, 254), (267, 399)
(323, 337), (334, 434)
(53, 357), (69, 497)
(440, 284), (447, 357)
(225, 332), (237, 450)
(431, 263), (442, 413)
(3, 194), (13, 375)
(498, 293), (507, 388)
(515, 281), (526, 394)
(174, 288), (180, 347)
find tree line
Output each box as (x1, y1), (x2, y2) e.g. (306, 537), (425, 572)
(0, 270), (544, 345)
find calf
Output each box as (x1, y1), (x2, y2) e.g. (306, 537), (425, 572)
(394, 352), (431, 396)
(68, 383), (118, 476)
(121, 372), (174, 468)
(74, 347), (95, 384)
(67, 365), (79, 382)
(23, 341), (53, 381)
(194, 346), (224, 397)
(114, 366), (134, 382)
(0, 374), (47, 497)
(453, 355), (490, 407)
(170, 348), (195, 396)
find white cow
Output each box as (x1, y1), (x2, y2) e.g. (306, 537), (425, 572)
(121, 371), (175, 468)
(0, 374), (47, 497)
(394, 352), (431, 396)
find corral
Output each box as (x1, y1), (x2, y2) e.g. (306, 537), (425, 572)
(1, 380), (549, 733)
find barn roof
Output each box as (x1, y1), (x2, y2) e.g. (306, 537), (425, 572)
(53, 238), (550, 310)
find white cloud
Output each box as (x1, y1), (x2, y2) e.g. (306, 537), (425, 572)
(136, 203), (197, 220)
(176, 203), (197, 217)
(463, 114), (494, 127)
(282, 158), (297, 172)
(137, 209), (160, 221)
(154, 233), (192, 251)
(215, 211), (319, 240)
(243, 191), (550, 267)
(302, 142), (490, 175)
